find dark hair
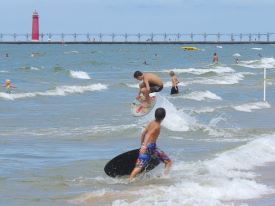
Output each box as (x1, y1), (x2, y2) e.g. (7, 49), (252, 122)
(155, 107), (166, 121)
(134, 71), (143, 78)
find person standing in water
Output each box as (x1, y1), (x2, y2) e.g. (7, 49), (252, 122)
(133, 71), (163, 110)
(169, 71), (179, 95)
(3, 79), (16, 93)
(129, 108), (172, 181)
(213, 52), (219, 64)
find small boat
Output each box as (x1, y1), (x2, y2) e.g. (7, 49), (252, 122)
(181, 46), (200, 51)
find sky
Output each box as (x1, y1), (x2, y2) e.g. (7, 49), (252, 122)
(0, 0), (274, 34)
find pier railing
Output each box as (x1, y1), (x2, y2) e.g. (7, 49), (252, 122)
(0, 32), (275, 43)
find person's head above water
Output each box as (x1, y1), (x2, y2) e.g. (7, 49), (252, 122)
(155, 107), (166, 122)
(134, 71), (143, 80)
(169, 71), (175, 77)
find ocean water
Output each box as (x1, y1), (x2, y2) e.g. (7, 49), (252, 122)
(1, 44), (275, 206)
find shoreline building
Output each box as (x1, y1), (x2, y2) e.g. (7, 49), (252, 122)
(32, 10), (39, 41)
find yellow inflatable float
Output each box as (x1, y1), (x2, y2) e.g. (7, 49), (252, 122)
(181, 46), (200, 51)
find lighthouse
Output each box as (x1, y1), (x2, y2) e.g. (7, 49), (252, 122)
(32, 10), (39, 41)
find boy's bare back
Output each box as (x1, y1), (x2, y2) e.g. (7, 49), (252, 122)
(143, 73), (163, 86)
(143, 121), (161, 145)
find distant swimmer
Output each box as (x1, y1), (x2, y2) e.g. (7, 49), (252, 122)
(3, 79), (16, 93)
(129, 108), (172, 181)
(234, 57), (239, 64)
(143, 60), (148, 65)
(213, 52), (219, 64)
(134, 71), (163, 110)
(5, 53), (9, 58)
(169, 71), (179, 95)
(258, 53), (262, 58)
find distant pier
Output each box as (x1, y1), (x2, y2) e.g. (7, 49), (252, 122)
(0, 32), (275, 44)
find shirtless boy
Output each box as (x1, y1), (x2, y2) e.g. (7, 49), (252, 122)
(169, 71), (179, 95)
(133, 71), (163, 108)
(129, 108), (172, 181)
(213, 52), (219, 64)
(3, 79), (16, 94)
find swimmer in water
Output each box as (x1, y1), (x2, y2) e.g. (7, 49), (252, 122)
(213, 52), (219, 64)
(3, 79), (16, 93)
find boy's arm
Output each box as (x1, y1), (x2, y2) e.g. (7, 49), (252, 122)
(144, 77), (150, 91)
(137, 88), (141, 97)
(172, 77), (179, 85)
(140, 127), (150, 153)
(140, 126), (148, 145)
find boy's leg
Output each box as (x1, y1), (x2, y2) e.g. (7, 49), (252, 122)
(129, 151), (150, 181)
(129, 167), (142, 181)
(163, 159), (172, 175)
(155, 148), (172, 175)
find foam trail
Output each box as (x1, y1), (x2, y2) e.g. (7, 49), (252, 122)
(138, 94), (196, 132)
(233, 101), (271, 112)
(0, 83), (107, 100)
(70, 70), (91, 79)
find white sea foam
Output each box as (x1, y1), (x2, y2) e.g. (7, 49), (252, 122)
(0, 123), (137, 137)
(105, 134), (275, 206)
(233, 53), (241, 57)
(216, 45), (223, 49)
(233, 101), (271, 112)
(0, 70), (8, 73)
(181, 90), (222, 101)
(251, 47), (263, 50)
(239, 58), (275, 69)
(20, 66), (41, 71)
(163, 81), (186, 88)
(162, 66), (235, 75)
(125, 83), (139, 88)
(74, 135), (275, 206)
(70, 70), (91, 79)
(138, 95), (196, 132)
(0, 83), (107, 100)
(192, 107), (217, 114)
(187, 72), (244, 85)
(64, 50), (79, 54)
(30, 66), (40, 71)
